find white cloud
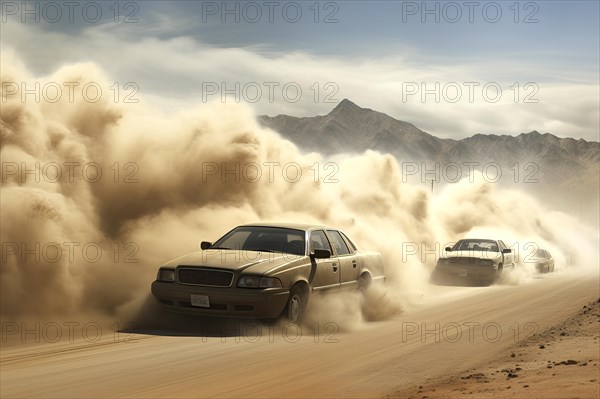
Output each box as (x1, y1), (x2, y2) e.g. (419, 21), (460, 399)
(2, 19), (598, 141)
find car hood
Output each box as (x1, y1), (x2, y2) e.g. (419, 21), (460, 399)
(443, 250), (502, 260)
(162, 250), (304, 274)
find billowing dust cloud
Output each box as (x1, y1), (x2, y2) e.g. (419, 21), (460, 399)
(1, 52), (598, 324)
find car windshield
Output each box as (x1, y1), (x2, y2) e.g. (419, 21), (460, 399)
(535, 249), (549, 258)
(452, 239), (499, 252)
(210, 226), (306, 256)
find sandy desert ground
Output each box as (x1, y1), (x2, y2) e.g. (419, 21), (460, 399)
(1, 269), (598, 399)
(391, 292), (600, 399)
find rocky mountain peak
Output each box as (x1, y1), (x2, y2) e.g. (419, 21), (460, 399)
(330, 98), (362, 113)
(257, 100), (599, 204)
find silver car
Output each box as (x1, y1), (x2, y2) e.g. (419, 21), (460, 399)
(433, 238), (515, 286)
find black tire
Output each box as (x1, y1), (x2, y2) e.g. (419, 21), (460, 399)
(357, 274), (372, 318)
(284, 286), (306, 325)
(494, 264), (503, 282)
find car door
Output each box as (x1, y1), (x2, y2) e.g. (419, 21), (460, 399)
(325, 229), (359, 287)
(308, 230), (340, 291)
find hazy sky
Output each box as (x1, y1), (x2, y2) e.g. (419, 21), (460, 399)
(2, 0), (599, 140)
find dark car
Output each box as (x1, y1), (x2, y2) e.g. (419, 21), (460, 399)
(432, 238), (515, 286)
(530, 248), (555, 273)
(151, 223), (385, 324)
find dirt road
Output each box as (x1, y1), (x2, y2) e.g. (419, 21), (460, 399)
(2, 270), (598, 398)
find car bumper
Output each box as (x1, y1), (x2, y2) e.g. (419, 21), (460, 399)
(434, 264), (498, 283)
(151, 281), (290, 319)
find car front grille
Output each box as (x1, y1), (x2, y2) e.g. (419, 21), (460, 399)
(178, 267), (234, 287)
(449, 257), (477, 264)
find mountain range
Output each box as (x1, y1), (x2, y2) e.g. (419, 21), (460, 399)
(258, 99), (599, 216)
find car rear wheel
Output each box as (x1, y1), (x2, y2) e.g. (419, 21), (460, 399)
(357, 273), (372, 317)
(357, 273), (372, 294)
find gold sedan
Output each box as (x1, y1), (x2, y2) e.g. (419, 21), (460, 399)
(151, 223), (385, 324)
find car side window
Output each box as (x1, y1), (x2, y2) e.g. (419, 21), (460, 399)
(309, 230), (332, 254)
(340, 232), (357, 253)
(326, 230), (351, 256)
(498, 241), (507, 251)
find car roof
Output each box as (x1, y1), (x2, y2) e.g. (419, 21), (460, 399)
(239, 222), (333, 231)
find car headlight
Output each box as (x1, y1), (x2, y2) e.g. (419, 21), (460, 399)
(237, 275), (260, 288)
(157, 268), (175, 282)
(438, 258), (450, 265)
(259, 277), (283, 288)
(237, 276), (282, 289)
(478, 259), (494, 266)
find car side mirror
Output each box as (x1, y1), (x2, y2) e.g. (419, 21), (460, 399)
(311, 249), (331, 259)
(200, 241), (212, 250)
(502, 248), (512, 254)
(444, 247), (452, 252)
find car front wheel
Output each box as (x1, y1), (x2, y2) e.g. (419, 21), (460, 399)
(493, 264), (503, 283)
(285, 286), (306, 325)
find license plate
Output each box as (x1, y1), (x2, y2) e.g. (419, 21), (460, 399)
(190, 294), (210, 308)
(457, 269), (468, 277)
